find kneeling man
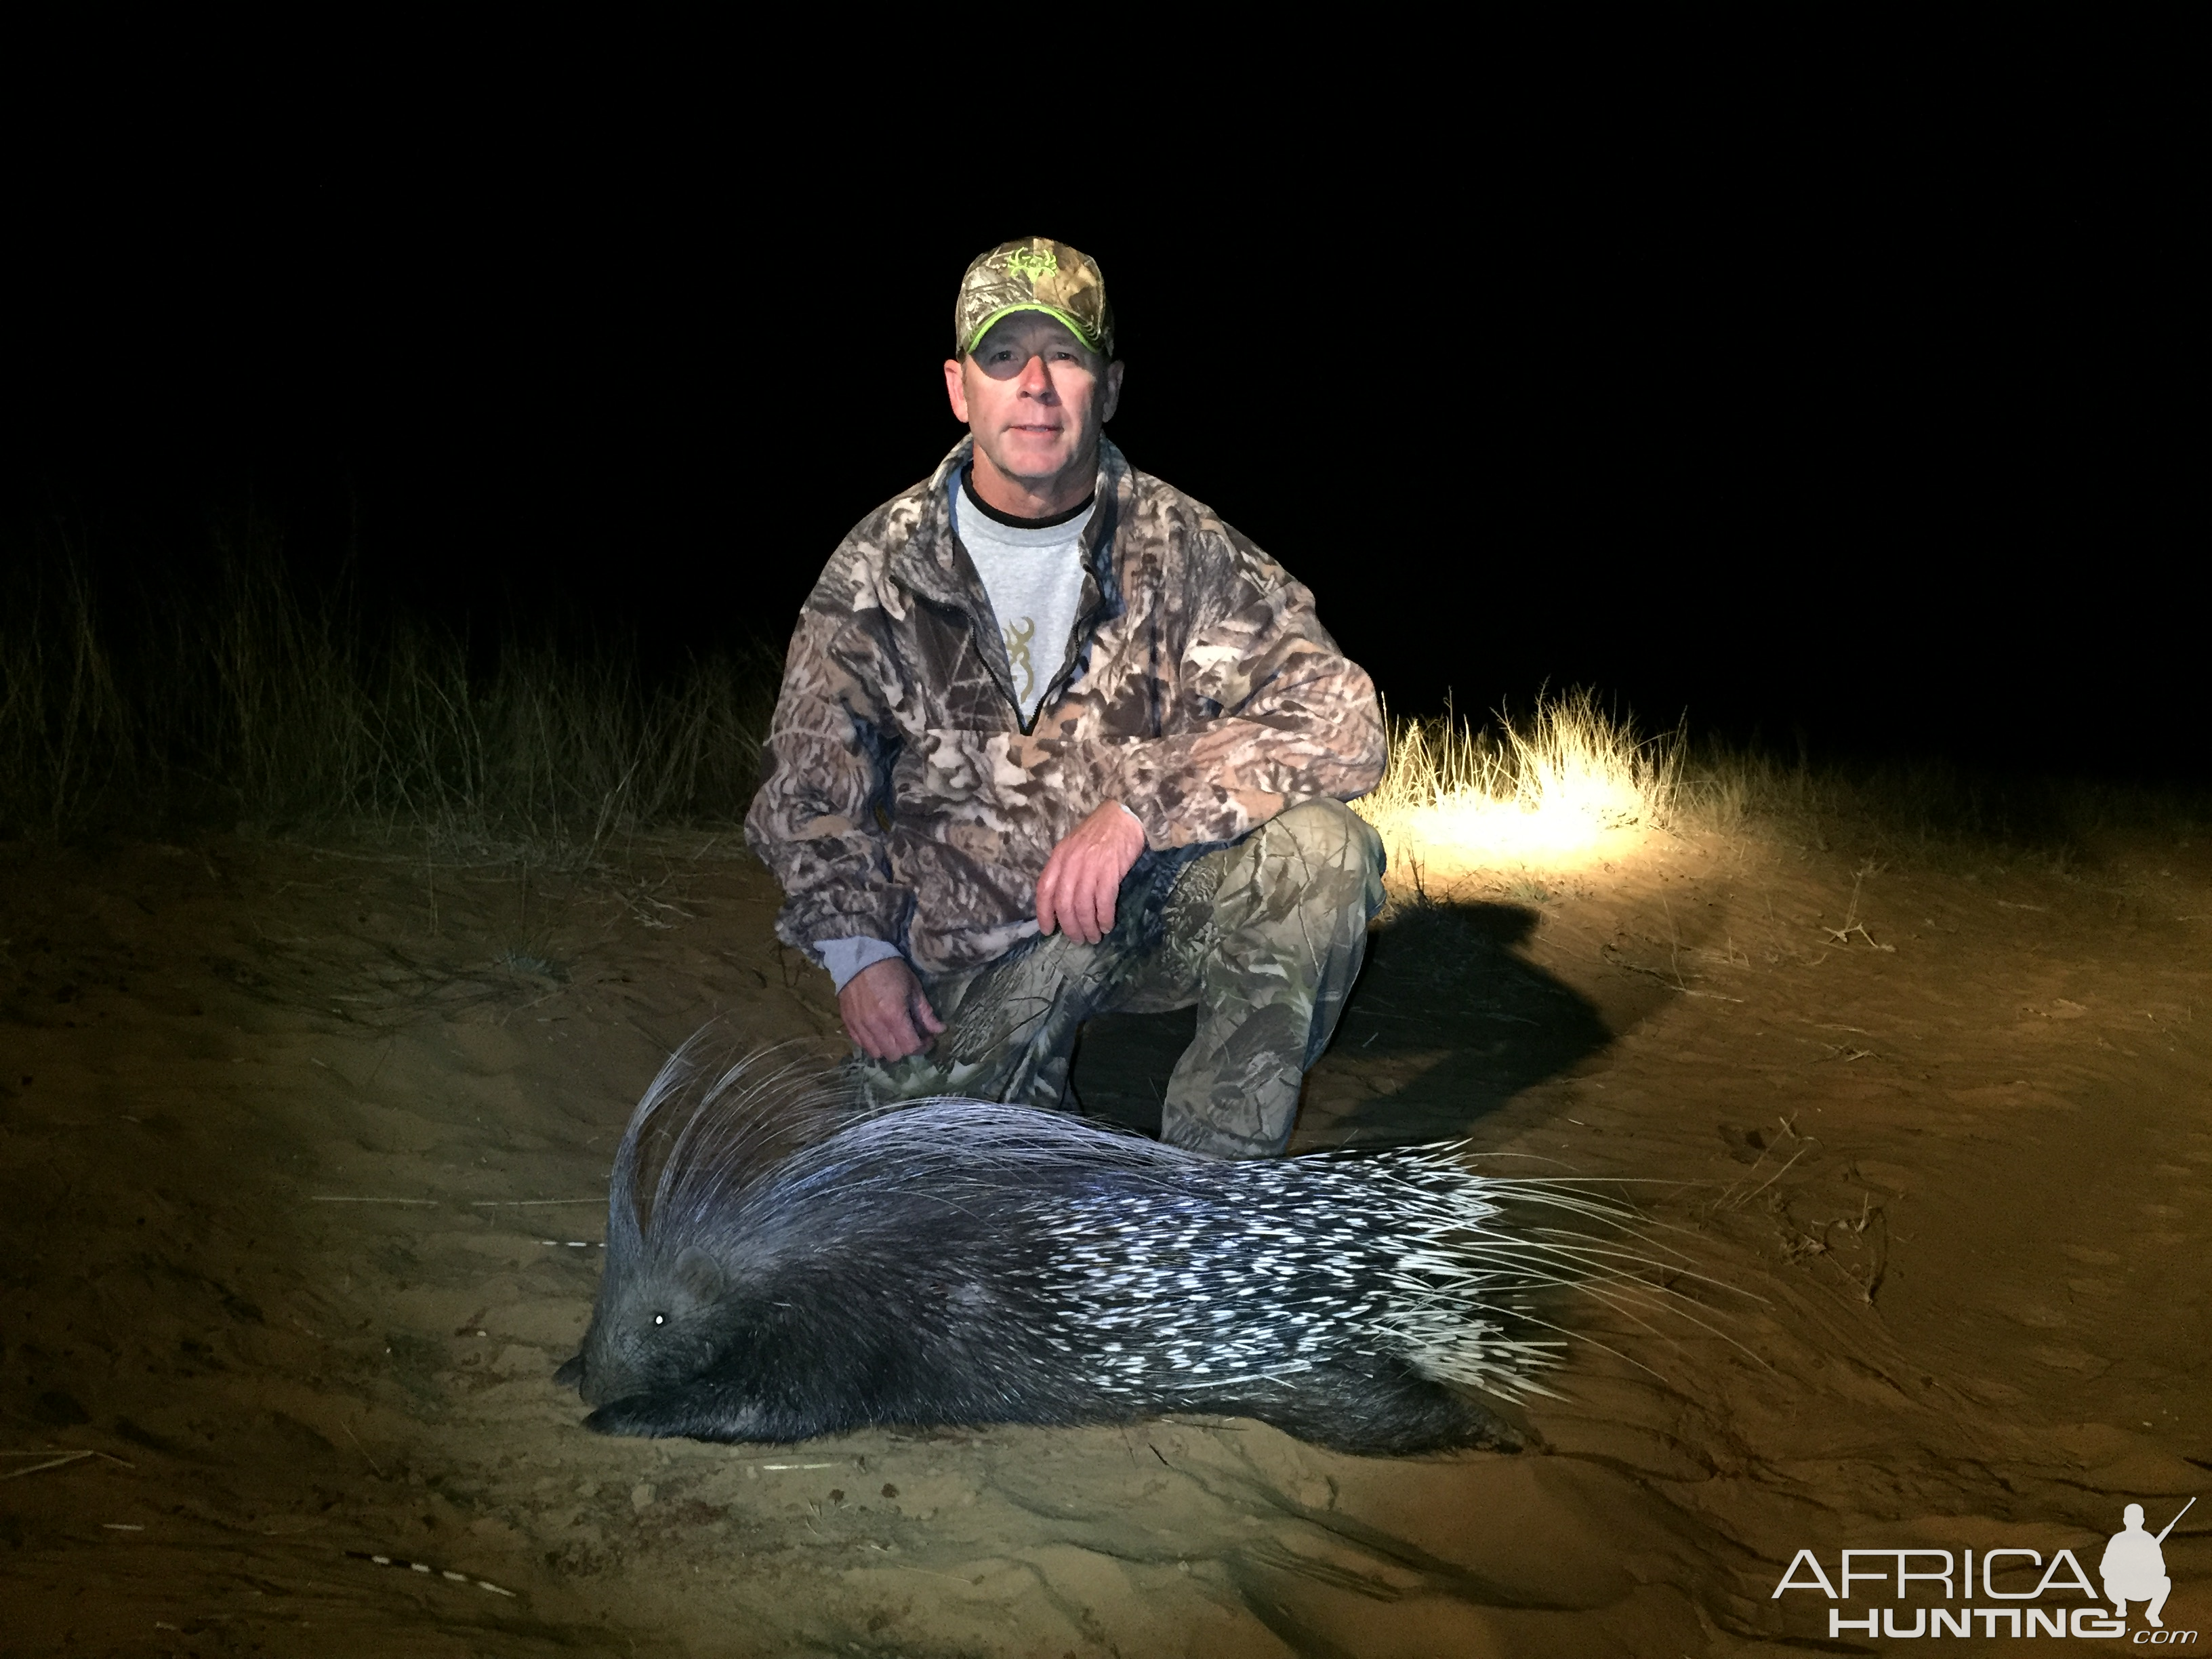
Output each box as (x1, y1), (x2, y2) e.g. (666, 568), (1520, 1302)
(746, 238), (1385, 1158)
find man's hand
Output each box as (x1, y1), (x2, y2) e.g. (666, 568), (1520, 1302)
(838, 957), (945, 1061)
(1036, 800), (1148, 945)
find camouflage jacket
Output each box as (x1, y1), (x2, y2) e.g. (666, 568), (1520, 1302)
(745, 436), (1385, 975)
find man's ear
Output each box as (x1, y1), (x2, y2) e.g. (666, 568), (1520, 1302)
(943, 356), (971, 425)
(1099, 359), (1125, 423)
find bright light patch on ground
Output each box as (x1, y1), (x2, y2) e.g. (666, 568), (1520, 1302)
(1353, 691), (1680, 880)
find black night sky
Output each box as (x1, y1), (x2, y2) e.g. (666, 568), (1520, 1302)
(8, 62), (2195, 783)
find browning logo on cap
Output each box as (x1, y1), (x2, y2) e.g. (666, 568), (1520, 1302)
(955, 237), (1115, 360)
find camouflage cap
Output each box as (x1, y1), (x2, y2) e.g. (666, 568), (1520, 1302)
(954, 237), (1115, 360)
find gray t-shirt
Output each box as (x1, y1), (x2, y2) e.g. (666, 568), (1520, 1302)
(951, 469), (1093, 725)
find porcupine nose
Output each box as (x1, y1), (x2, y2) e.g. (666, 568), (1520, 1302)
(577, 1340), (652, 1408)
(577, 1361), (617, 1408)
(559, 1340), (619, 1407)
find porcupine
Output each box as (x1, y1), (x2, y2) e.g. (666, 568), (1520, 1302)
(554, 1040), (1644, 1456)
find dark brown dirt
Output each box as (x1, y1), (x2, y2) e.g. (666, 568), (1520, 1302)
(1, 823), (2206, 1654)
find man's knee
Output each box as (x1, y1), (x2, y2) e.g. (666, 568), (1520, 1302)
(1270, 796), (1372, 854)
(1262, 798), (1385, 916)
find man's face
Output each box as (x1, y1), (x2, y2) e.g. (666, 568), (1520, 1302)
(943, 313), (1124, 488)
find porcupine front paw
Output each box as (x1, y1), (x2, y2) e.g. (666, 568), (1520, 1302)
(583, 1380), (815, 1443)
(586, 1392), (729, 1440)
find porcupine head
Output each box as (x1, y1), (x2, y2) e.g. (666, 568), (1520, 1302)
(565, 1244), (729, 1410)
(556, 1046), (756, 1411)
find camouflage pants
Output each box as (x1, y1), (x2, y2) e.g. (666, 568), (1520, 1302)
(852, 798), (1385, 1158)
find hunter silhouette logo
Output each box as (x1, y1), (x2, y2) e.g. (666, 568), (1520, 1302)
(1004, 246), (1058, 283)
(1773, 1496), (2196, 1640)
(2105, 1498), (2191, 1629)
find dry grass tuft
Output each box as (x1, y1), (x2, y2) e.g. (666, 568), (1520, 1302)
(1354, 690), (1682, 878)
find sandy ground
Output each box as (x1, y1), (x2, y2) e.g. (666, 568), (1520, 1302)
(1, 818), (2207, 1656)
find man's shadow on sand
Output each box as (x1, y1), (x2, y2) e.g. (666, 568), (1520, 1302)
(1071, 897), (1614, 1145)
